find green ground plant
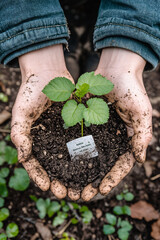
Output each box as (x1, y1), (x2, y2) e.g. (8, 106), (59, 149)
(0, 139), (30, 239)
(42, 71), (114, 136)
(103, 190), (134, 240)
(30, 196), (93, 227)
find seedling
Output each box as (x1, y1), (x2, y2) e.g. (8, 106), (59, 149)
(30, 196), (93, 228)
(42, 71), (114, 137)
(116, 189), (134, 202)
(103, 190), (134, 240)
(103, 213), (132, 240)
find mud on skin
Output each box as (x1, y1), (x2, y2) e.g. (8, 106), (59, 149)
(31, 101), (130, 191)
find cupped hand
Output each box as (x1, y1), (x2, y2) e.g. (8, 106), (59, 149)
(81, 48), (152, 201)
(11, 45), (79, 199)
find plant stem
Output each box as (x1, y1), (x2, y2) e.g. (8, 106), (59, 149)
(81, 119), (83, 137)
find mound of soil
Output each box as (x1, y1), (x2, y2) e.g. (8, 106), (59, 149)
(31, 101), (130, 190)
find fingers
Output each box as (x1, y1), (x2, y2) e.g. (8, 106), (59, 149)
(81, 184), (98, 202)
(68, 188), (81, 201)
(99, 152), (135, 195)
(130, 101), (152, 163)
(50, 180), (67, 199)
(23, 157), (50, 191)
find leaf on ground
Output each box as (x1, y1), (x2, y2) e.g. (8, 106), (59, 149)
(151, 218), (160, 240)
(9, 168), (30, 191)
(131, 201), (159, 222)
(35, 221), (52, 240)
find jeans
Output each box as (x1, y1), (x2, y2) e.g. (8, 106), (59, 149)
(0, 0), (160, 70)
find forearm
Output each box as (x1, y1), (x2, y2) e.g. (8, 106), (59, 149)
(94, 0), (160, 71)
(0, 0), (69, 67)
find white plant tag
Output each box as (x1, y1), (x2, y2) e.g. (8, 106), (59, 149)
(66, 135), (98, 160)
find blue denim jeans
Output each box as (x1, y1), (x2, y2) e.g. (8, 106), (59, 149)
(0, 0), (160, 70)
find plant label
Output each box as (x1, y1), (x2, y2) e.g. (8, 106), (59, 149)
(66, 135), (98, 160)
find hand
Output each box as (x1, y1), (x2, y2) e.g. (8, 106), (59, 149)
(11, 45), (78, 199)
(81, 48), (152, 201)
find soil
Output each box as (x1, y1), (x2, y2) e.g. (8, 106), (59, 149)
(31, 101), (130, 190)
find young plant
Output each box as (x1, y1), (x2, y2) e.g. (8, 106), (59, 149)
(103, 213), (132, 240)
(30, 196), (93, 228)
(116, 189), (134, 202)
(42, 71), (114, 136)
(103, 190), (134, 240)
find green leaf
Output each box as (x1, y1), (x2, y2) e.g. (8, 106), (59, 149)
(116, 193), (124, 201)
(83, 98), (109, 124)
(75, 83), (89, 98)
(118, 228), (130, 240)
(5, 146), (18, 164)
(61, 200), (66, 207)
(124, 193), (134, 201)
(0, 142), (6, 166)
(0, 93), (8, 103)
(52, 211), (68, 227)
(0, 141), (6, 154)
(71, 218), (79, 224)
(6, 223), (19, 238)
(120, 221), (132, 231)
(36, 198), (47, 219)
(84, 121), (91, 127)
(62, 100), (85, 127)
(113, 206), (123, 215)
(42, 77), (75, 102)
(0, 222), (3, 229)
(53, 216), (65, 227)
(81, 210), (93, 223)
(0, 168), (10, 178)
(47, 201), (61, 218)
(122, 206), (131, 216)
(71, 203), (79, 209)
(45, 198), (51, 209)
(79, 206), (89, 212)
(103, 224), (115, 235)
(117, 217), (122, 227)
(0, 197), (4, 208)
(0, 178), (8, 198)
(76, 72), (114, 96)
(57, 211), (68, 219)
(62, 232), (68, 237)
(105, 213), (117, 226)
(5, 135), (11, 141)
(62, 205), (70, 212)
(0, 208), (9, 221)
(9, 168), (30, 191)
(0, 233), (7, 240)
(0, 156), (5, 166)
(29, 195), (38, 202)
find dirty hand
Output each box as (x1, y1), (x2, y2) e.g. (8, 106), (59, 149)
(81, 48), (152, 201)
(11, 45), (76, 199)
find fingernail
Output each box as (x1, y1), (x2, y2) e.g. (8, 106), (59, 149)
(133, 149), (146, 163)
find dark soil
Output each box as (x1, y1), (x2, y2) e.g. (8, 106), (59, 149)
(31, 101), (130, 190)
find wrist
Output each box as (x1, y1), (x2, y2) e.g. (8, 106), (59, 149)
(96, 48), (146, 76)
(19, 44), (67, 78)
